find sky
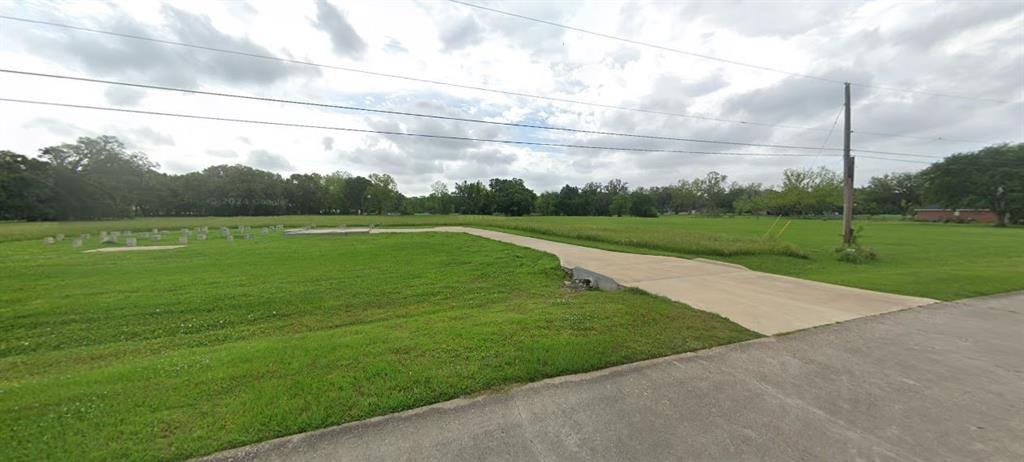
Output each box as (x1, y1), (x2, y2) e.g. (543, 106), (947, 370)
(1, 0), (1022, 195)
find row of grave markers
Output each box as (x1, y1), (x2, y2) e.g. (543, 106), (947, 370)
(43, 224), (287, 247)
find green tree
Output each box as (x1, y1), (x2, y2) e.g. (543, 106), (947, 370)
(488, 178), (536, 216)
(610, 194), (631, 217)
(629, 190), (658, 217)
(453, 180), (491, 214)
(921, 143), (1024, 226)
(0, 151), (56, 220)
(367, 173), (399, 215)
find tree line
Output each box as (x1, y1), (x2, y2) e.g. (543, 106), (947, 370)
(2, 136), (1021, 225)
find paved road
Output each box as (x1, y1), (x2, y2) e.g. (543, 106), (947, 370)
(203, 292), (1024, 462)
(293, 226), (934, 334)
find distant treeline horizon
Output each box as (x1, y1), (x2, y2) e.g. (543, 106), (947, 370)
(2, 136), (1021, 225)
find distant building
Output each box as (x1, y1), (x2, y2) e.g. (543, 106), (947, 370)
(914, 208), (999, 223)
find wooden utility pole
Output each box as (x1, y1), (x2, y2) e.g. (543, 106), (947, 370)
(842, 82), (854, 246)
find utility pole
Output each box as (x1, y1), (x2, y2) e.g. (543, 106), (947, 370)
(842, 82), (854, 246)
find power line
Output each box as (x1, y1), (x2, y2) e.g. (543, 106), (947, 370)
(856, 130), (991, 144)
(813, 105), (844, 159)
(0, 68), (846, 153)
(0, 14), (831, 133)
(1, 68), (945, 159)
(0, 97), (836, 158)
(450, 0), (1015, 105)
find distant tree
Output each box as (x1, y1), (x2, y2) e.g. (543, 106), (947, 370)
(428, 181), (452, 214)
(609, 194), (631, 217)
(342, 176), (372, 214)
(629, 190), (658, 217)
(605, 178), (629, 196)
(0, 151), (56, 220)
(488, 178), (536, 216)
(669, 180), (699, 213)
(555, 185), (583, 216)
(858, 172), (923, 215)
(38, 136), (158, 219)
(367, 173), (399, 215)
(453, 180), (491, 214)
(285, 173), (327, 214)
(921, 143), (1024, 226)
(534, 191), (558, 215)
(323, 171), (352, 214)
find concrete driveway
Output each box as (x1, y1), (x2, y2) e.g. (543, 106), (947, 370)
(201, 292), (1024, 462)
(300, 226), (935, 334)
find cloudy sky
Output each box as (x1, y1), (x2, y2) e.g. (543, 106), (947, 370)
(1, 0), (1021, 195)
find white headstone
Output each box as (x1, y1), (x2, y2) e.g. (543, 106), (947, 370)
(197, 233), (207, 241)
(153, 228), (159, 234)
(55, 233), (64, 241)
(72, 238), (82, 248)
(226, 235), (234, 242)
(43, 237), (55, 245)
(261, 227), (269, 234)
(178, 236), (188, 245)
(126, 237), (137, 247)
(153, 234), (162, 241)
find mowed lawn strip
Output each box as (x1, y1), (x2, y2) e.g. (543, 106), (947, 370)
(0, 232), (758, 461)
(3, 215), (1021, 299)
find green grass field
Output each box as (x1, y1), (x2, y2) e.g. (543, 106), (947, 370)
(0, 231), (758, 461)
(3, 215), (1020, 299)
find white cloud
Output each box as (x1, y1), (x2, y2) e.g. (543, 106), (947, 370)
(0, 0), (1020, 195)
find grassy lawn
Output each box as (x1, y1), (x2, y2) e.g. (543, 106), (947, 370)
(0, 231), (758, 461)
(3, 215), (1020, 300)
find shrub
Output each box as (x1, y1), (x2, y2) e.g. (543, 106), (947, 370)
(835, 245), (878, 264)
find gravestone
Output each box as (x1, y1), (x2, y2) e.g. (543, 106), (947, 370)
(197, 233), (207, 241)
(100, 231), (108, 240)
(72, 238), (82, 248)
(178, 236), (188, 245)
(111, 231), (120, 238)
(153, 228), (159, 234)
(261, 227), (269, 235)
(81, 233), (90, 240)
(126, 237), (137, 247)
(43, 237), (55, 245)
(153, 234), (162, 241)
(201, 226), (208, 233)
(226, 235), (234, 242)
(55, 233), (64, 241)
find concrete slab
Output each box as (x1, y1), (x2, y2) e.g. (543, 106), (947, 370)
(83, 245), (185, 253)
(198, 292), (1024, 462)
(368, 227), (935, 335)
(284, 228), (371, 236)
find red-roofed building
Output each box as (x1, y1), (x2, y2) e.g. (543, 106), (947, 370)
(914, 208), (999, 223)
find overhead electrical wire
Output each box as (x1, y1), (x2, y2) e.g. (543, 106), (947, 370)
(449, 0), (1016, 105)
(1, 14), (1006, 148)
(0, 68), (941, 158)
(813, 105), (844, 159)
(0, 97), (839, 158)
(0, 14), (838, 133)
